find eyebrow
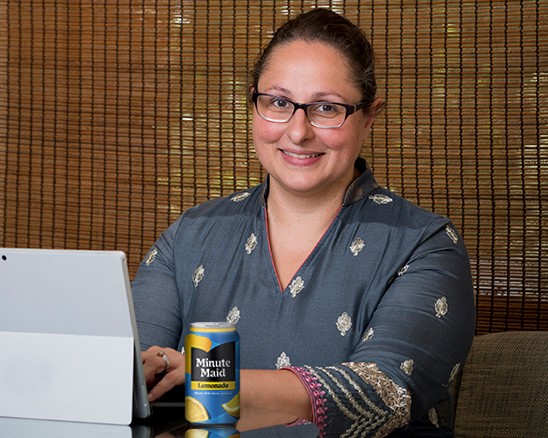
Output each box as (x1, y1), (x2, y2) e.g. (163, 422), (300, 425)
(265, 86), (350, 102)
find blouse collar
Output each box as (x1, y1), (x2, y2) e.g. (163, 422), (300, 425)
(260, 157), (379, 207)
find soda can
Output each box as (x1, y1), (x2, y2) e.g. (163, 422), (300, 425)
(185, 322), (240, 425)
(185, 426), (240, 438)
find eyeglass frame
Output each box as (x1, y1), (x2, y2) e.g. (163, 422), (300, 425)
(251, 91), (369, 129)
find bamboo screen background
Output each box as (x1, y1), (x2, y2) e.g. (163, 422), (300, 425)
(0, 0), (546, 334)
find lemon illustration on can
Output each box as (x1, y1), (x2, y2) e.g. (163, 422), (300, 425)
(186, 396), (210, 423)
(221, 393), (240, 418)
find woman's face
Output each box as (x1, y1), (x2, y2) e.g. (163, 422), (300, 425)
(253, 39), (377, 200)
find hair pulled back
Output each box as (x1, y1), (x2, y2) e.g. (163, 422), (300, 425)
(250, 8), (378, 111)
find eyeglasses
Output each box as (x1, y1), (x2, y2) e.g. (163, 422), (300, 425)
(251, 92), (368, 129)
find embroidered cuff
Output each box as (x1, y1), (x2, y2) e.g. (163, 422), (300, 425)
(283, 366), (328, 434)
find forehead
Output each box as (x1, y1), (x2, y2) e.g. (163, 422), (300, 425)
(259, 39), (359, 99)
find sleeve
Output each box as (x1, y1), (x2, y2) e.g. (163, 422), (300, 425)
(286, 222), (476, 437)
(131, 217), (183, 351)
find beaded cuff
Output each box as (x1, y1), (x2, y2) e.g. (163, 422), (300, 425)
(283, 366), (328, 435)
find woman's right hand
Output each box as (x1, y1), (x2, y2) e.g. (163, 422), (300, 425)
(141, 346), (186, 402)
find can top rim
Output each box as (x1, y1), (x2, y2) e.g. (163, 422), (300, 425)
(190, 322), (236, 330)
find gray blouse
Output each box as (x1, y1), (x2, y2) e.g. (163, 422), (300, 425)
(132, 158), (476, 437)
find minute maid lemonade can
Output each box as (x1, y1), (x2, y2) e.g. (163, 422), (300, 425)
(185, 322), (240, 425)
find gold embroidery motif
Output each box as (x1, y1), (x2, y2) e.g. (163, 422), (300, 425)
(313, 367), (372, 436)
(336, 312), (352, 336)
(400, 359), (414, 376)
(276, 351), (291, 369)
(397, 264), (409, 276)
(339, 362), (411, 437)
(192, 264), (205, 287)
(245, 233), (257, 254)
(226, 306), (240, 325)
(369, 194), (393, 205)
(231, 192), (250, 202)
(448, 363), (460, 384)
(362, 327), (374, 342)
(289, 276), (304, 298)
(445, 225), (458, 244)
(428, 407), (440, 428)
(435, 296), (448, 318)
(349, 237), (365, 256)
(145, 248), (158, 266)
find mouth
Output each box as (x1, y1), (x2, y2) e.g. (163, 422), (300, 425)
(281, 149), (323, 159)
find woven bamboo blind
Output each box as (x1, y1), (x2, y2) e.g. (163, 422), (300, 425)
(1, 0), (546, 334)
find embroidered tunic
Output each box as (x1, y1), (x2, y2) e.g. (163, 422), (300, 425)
(132, 158), (475, 437)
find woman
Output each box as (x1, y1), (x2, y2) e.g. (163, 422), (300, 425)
(134, 8), (475, 437)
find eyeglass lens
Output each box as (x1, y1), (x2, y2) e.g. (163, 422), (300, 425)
(255, 94), (348, 128)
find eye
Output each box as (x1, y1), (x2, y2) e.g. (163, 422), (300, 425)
(318, 104), (337, 113)
(269, 97), (291, 109)
(312, 103), (343, 118)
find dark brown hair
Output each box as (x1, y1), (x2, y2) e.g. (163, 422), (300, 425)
(250, 8), (378, 111)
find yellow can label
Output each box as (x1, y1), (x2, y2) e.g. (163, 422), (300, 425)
(191, 381), (237, 390)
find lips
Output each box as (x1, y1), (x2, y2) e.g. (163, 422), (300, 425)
(281, 149), (323, 159)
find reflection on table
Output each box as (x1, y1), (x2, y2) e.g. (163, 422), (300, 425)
(0, 406), (320, 437)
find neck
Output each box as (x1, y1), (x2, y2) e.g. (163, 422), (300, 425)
(265, 175), (355, 228)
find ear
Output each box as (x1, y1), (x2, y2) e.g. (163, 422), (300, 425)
(359, 97), (381, 127)
(368, 97), (385, 116)
(362, 97), (384, 129)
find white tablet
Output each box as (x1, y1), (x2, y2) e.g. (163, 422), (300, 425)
(0, 248), (151, 425)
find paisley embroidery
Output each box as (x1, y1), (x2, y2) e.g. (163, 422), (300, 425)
(397, 264), (409, 276)
(369, 194), (393, 205)
(400, 359), (414, 376)
(446, 225), (458, 244)
(336, 312), (352, 336)
(193, 265), (205, 287)
(245, 233), (258, 254)
(362, 327), (374, 342)
(145, 248), (158, 266)
(435, 296), (448, 318)
(288, 276), (304, 298)
(349, 237), (365, 256)
(226, 306), (241, 325)
(276, 351), (291, 369)
(231, 192), (250, 202)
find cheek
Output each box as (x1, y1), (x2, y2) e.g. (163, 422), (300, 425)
(252, 116), (284, 147)
(338, 118), (372, 154)
(319, 130), (360, 155)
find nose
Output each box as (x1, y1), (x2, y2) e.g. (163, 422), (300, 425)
(286, 107), (314, 143)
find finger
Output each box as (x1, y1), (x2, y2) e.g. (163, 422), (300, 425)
(156, 351), (171, 372)
(142, 345), (163, 358)
(148, 367), (185, 402)
(141, 345), (162, 365)
(142, 351), (170, 384)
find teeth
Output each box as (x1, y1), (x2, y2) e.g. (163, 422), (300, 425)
(282, 150), (320, 159)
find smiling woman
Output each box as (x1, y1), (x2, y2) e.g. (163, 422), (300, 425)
(133, 8), (475, 437)
(249, 38), (382, 289)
